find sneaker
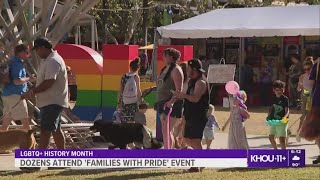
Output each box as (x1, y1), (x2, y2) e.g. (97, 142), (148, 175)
(312, 156), (320, 164)
(296, 135), (301, 142)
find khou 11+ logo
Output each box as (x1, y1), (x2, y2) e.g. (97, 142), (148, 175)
(247, 150), (305, 168)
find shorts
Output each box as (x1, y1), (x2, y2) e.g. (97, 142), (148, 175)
(2, 95), (28, 120)
(40, 104), (64, 131)
(157, 100), (183, 119)
(203, 127), (215, 140)
(184, 115), (208, 139)
(270, 123), (288, 137)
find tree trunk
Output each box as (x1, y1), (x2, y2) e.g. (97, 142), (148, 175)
(105, 24), (118, 45)
(142, 0), (149, 46)
(101, 0), (108, 44)
(123, 9), (143, 45)
(103, 0), (118, 44)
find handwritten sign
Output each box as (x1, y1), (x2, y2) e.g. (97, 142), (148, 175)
(207, 64), (236, 84)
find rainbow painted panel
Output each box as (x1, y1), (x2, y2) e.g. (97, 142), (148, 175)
(76, 90), (101, 106)
(55, 44), (103, 121)
(102, 45), (139, 120)
(102, 75), (122, 91)
(102, 90), (118, 107)
(103, 60), (130, 75)
(77, 75), (102, 90)
(103, 44), (139, 61)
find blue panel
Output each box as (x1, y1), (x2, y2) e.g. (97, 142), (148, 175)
(101, 106), (116, 122)
(72, 106), (100, 121)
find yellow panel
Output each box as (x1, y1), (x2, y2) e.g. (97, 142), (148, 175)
(76, 75), (102, 90)
(102, 75), (123, 91)
(140, 82), (156, 90)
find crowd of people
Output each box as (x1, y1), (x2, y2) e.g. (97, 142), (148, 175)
(115, 47), (320, 171)
(0, 42), (319, 172)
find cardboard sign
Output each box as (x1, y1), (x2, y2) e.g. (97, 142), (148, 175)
(207, 64), (236, 84)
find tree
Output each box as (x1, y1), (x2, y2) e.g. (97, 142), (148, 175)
(90, 0), (320, 46)
(91, 0), (143, 45)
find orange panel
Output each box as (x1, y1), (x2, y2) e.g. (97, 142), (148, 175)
(157, 61), (166, 74)
(103, 60), (130, 75)
(65, 59), (102, 74)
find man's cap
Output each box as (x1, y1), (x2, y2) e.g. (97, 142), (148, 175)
(32, 37), (53, 50)
(188, 59), (205, 73)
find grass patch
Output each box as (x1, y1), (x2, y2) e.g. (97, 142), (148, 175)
(0, 167), (319, 180)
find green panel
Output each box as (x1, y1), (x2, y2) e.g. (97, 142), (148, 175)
(102, 90), (118, 107)
(143, 91), (156, 107)
(102, 90), (156, 107)
(76, 90), (102, 106)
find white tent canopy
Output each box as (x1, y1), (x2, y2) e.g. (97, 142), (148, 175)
(157, 5), (320, 38)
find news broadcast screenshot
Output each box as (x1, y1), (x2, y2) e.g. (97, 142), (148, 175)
(0, 1), (320, 180)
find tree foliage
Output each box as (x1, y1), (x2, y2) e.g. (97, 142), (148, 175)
(89, 0), (320, 46)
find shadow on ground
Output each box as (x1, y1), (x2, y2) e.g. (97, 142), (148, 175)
(0, 171), (25, 176)
(247, 136), (268, 140)
(95, 171), (180, 180)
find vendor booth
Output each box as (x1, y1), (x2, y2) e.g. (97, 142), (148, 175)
(154, 5), (320, 106)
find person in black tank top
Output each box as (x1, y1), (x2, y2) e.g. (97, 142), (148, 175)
(173, 59), (209, 173)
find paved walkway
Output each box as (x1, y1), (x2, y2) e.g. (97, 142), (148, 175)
(0, 133), (318, 171)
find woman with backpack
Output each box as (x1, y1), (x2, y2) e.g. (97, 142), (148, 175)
(117, 58), (142, 122)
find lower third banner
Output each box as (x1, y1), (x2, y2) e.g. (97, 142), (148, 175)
(14, 149), (305, 168)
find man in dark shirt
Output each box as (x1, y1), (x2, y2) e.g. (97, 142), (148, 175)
(268, 80), (289, 150)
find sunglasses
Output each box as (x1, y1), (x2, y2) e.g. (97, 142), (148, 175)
(304, 68), (311, 71)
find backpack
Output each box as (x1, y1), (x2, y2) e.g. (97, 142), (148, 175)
(112, 110), (125, 124)
(0, 63), (10, 86)
(122, 73), (138, 105)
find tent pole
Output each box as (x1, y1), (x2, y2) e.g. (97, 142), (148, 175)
(223, 38), (225, 59)
(239, 37), (245, 84)
(78, 26), (81, 45)
(152, 29), (160, 81)
(75, 26), (78, 44)
(280, 37), (284, 81)
(300, 36), (304, 59)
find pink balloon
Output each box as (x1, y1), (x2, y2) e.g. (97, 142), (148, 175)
(225, 81), (240, 95)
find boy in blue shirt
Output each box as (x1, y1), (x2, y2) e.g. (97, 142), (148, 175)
(0, 44), (36, 130)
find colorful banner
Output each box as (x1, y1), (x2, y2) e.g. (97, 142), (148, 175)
(15, 149), (305, 168)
